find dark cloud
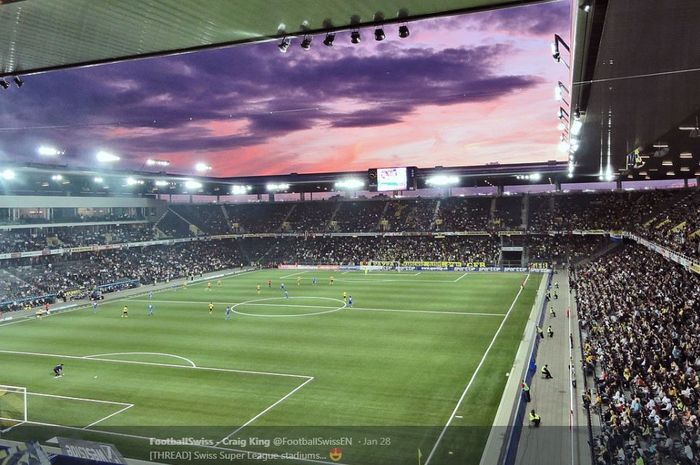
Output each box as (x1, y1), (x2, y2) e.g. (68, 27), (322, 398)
(0, 9), (551, 171)
(469, 1), (570, 36)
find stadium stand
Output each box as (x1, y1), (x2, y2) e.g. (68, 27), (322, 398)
(573, 244), (700, 464)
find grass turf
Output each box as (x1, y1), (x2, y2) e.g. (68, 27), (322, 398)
(0, 269), (540, 465)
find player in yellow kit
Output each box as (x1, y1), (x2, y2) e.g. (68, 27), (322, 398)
(343, 291), (347, 303)
(121, 305), (128, 318)
(297, 277), (301, 286)
(256, 284), (261, 294)
(330, 276), (335, 286)
(208, 302), (214, 315)
(207, 282), (212, 291)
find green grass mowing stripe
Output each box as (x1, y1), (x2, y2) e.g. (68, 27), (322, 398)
(0, 270), (536, 465)
(423, 273), (536, 465)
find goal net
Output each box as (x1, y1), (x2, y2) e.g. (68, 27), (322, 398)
(0, 385), (27, 430)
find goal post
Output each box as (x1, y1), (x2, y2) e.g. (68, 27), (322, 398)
(0, 385), (27, 430)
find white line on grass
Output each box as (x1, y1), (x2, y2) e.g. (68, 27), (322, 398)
(349, 307), (505, 317)
(15, 420), (349, 465)
(83, 404), (134, 429)
(423, 273), (531, 465)
(215, 376), (314, 446)
(453, 272), (468, 282)
(84, 352), (197, 368)
(336, 278), (459, 283)
(29, 392), (131, 406)
(0, 349), (312, 380)
(279, 271), (308, 279)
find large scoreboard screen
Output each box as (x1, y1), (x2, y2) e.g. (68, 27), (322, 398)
(368, 167), (416, 192)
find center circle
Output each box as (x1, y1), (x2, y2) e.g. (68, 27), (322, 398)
(231, 296), (347, 318)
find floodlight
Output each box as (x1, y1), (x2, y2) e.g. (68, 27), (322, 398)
(194, 162), (211, 172)
(185, 181), (203, 189)
(374, 28), (385, 41)
(335, 179), (365, 189)
(278, 37), (291, 53)
(96, 151), (120, 162)
(38, 146), (63, 157)
(323, 33), (335, 47)
(425, 175), (459, 187)
(350, 30), (361, 44)
(1, 169), (16, 180)
(300, 35), (312, 50)
(398, 25), (410, 38)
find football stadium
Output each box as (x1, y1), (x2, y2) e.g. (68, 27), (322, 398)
(0, 1), (699, 465)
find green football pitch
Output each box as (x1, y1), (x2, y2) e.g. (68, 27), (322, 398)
(0, 269), (540, 465)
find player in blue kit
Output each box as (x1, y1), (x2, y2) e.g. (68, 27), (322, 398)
(148, 291), (153, 300)
(348, 296), (353, 307)
(53, 363), (64, 377)
(92, 301), (97, 313)
(225, 306), (232, 320)
(148, 304), (154, 316)
(284, 290), (289, 299)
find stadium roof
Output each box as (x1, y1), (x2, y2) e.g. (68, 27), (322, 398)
(570, 0), (700, 180)
(0, 161), (567, 197)
(0, 0), (544, 78)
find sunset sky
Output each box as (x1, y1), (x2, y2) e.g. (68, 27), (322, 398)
(0, 1), (570, 177)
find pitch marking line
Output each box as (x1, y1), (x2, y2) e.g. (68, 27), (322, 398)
(29, 392), (131, 406)
(0, 349), (312, 380)
(11, 420), (349, 465)
(453, 272), (469, 282)
(423, 273), (531, 465)
(279, 271), (309, 279)
(26, 392), (135, 430)
(215, 376), (314, 446)
(232, 297), (346, 318)
(83, 404), (135, 429)
(349, 307), (505, 317)
(84, 352), (197, 368)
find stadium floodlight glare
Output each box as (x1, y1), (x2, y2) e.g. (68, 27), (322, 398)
(278, 37), (291, 53)
(350, 30), (361, 44)
(557, 122), (566, 131)
(154, 180), (169, 187)
(125, 177), (138, 186)
(266, 182), (290, 192)
(558, 141), (570, 152)
(555, 81), (569, 101)
(300, 35), (312, 50)
(1, 169), (16, 180)
(374, 27), (386, 41)
(51, 174), (63, 181)
(425, 175), (459, 187)
(530, 172), (542, 182)
(38, 146), (63, 157)
(323, 33), (335, 47)
(334, 178), (365, 190)
(93, 177), (104, 183)
(96, 151), (120, 163)
(570, 119), (583, 136)
(194, 162), (212, 172)
(551, 34), (571, 68)
(581, 1), (591, 13)
(146, 158), (170, 167)
(185, 180), (203, 189)
(231, 184), (253, 195)
(398, 25), (410, 38)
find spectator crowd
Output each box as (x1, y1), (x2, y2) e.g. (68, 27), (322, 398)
(574, 245), (700, 464)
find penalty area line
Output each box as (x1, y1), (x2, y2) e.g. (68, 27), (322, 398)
(215, 376), (314, 446)
(83, 403), (134, 430)
(0, 349), (313, 380)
